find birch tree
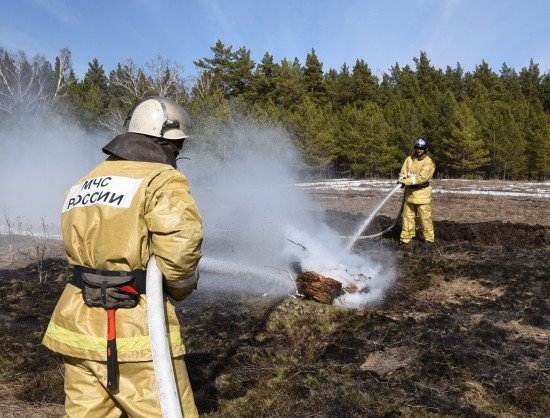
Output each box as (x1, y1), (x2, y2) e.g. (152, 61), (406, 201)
(0, 50), (49, 113)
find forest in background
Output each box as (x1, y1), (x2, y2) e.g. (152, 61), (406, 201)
(1, 40), (549, 180)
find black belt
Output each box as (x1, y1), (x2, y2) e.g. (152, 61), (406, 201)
(70, 265), (147, 392)
(407, 182), (430, 189)
(71, 266), (147, 294)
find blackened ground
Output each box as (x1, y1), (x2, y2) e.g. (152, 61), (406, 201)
(0, 213), (548, 417)
(0, 259), (67, 417)
(324, 209), (549, 249)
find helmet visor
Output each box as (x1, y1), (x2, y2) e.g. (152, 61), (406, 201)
(161, 120), (189, 140)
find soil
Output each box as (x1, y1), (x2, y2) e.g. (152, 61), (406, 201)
(324, 210), (549, 249)
(0, 184), (548, 417)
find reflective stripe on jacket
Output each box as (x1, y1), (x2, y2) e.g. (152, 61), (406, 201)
(399, 155), (435, 204)
(43, 159), (202, 361)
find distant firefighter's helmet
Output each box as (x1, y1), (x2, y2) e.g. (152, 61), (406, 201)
(125, 96), (191, 140)
(414, 138), (428, 150)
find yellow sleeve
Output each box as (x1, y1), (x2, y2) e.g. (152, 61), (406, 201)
(399, 157), (410, 179)
(145, 171), (203, 300)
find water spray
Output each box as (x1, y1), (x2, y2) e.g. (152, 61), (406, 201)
(346, 184), (404, 251)
(199, 256), (296, 291)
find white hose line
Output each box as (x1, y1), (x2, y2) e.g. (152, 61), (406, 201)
(146, 255), (183, 418)
(340, 190), (406, 241)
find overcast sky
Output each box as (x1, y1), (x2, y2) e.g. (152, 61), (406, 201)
(1, 0), (549, 80)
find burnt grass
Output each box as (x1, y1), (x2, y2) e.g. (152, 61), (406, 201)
(0, 215), (549, 417)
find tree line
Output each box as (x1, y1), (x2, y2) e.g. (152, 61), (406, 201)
(1, 41), (549, 180)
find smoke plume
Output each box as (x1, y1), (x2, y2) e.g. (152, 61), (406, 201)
(184, 116), (396, 308)
(0, 113), (106, 235)
(0, 112), (396, 308)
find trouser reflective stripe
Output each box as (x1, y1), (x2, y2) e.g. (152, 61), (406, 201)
(44, 322), (184, 353)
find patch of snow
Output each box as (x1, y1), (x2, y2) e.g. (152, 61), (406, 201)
(433, 189), (549, 198)
(296, 179), (550, 198)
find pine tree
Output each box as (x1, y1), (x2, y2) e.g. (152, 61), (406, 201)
(523, 106), (550, 179)
(533, 115), (550, 180)
(230, 47), (255, 96)
(286, 96), (337, 176)
(541, 72), (550, 111)
(500, 63), (520, 92)
(350, 59), (378, 106)
(194, 40), (236, 96)
(472, 60), (504, 101)
(484, 101), (526, 179)
(445, 62), (465, 99)
(324, 63), (355, 109)
(337, 103), (396, 177)
(388, 63), (418, 100)
(324, 68), (339, 106)
(303, 48), (326, 104)
(194, 41), (256, 98)
(82, 58), (110, 116)
(519, 59), (542, 105)
(84, 58), (108, 87)
(414, 51), (439, 95)
(246, 52), (280, 104)
(384, 94), (424, 158)
(441, 102), (490, 176)
(273, 58), (304, 109)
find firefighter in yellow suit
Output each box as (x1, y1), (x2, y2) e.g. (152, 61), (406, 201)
(43, 97), (202, 417)
(398, 138), (435, 243)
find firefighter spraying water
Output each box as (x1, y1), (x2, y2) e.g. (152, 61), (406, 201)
(398, 138), (436, 244)
(43, 97), (201, 417)
(346, 138), (436, 251)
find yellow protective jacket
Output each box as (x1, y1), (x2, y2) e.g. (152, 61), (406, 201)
(43, 158), (202, 362)
(399, 155), (435, 204)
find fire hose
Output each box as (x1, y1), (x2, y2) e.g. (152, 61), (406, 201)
(355, 187), (405, 239)
(146, 255), (183, 418)
(345, 184), (406, 250)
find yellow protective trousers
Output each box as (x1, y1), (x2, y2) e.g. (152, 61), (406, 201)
(63, 356), (199, 418)
(400, 202), (435, 243)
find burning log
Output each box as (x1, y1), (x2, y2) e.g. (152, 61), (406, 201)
(296, 271), (343, 304)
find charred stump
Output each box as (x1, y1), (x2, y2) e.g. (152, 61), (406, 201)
(296, 271), (343, 304)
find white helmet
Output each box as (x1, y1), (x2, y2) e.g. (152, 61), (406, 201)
(125, 96), (191, 140)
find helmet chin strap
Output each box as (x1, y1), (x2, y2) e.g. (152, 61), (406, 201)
(159, 140), (182, 165)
